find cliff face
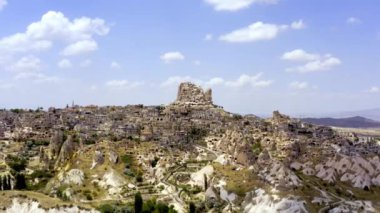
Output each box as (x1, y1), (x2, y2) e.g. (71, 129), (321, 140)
(175, 82), (213, 106)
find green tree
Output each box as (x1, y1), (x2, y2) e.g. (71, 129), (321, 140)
(6, 155), (27, 172)
(204, 174), (208, 191)
(15, 173), (26, 190)
(135, 192), (143, 213)
(189, 202), (196, 213)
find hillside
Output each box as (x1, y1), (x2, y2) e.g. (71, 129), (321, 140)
(333, 108), (380, 122)
(301, 116), (380, 128)
(0, 82), (380, 213)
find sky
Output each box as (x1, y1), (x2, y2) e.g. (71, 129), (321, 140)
(0, 0), (379, 116)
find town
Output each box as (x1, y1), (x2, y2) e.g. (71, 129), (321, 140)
(0, 82), (380, 212)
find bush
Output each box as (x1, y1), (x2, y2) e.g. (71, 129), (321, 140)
(150, 157), (160, 168)
(232, 114), (243, 120)
(98, 204), (115, 213)
(187, 127), (208, 142)
(136, 174), (143, 183)
(14, 173), (27, 190)
(86, 194), (93, 200)
(135, 192), (143, 213)
(252, 142), (263, 155)
(121, 155), (134, 165)
(6, 155), (27, 172)
(189, 202), (196, 213)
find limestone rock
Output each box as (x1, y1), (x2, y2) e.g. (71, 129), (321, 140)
(109, 150), (119, 164)
(55, 135), (76, 168)
(91, 150), (104, 169)
(58, 169), (84, 185)
(272, 111), (291, 123)
(49, 130), (64, 159)
(175, 82), (213, 105)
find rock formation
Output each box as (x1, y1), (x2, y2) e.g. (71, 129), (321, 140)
(55, 135), (76, 168)
(49, 130), (64, 159)
(174, 82), (213, 106)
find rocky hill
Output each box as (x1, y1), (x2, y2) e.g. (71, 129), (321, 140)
(0, 82), (379, 213)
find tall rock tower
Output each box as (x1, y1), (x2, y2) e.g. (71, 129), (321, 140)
(175, 82), (213, 106)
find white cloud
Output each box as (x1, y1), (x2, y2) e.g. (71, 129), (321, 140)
(290, 20), (306, 30)
(282, 49), (319, 62)
(7, 55), (59, 83)
(61, 40), (98, 56)
(0, 0), (7, 11)
(161, 73), (273, 88)
(346, 17), (362, 25)
(0, 34), (52, 54)
(283, 49), (342, 73)
(106, 80), (143, 88)
(205, 77), (225, 87)
(369, 86), (379, 93)
(224, 73), (273, 87)
(289, 81), (308, 89)
(205, 0), (278, 11)
(194, 60), (201, 66)
(219, 20), (302, 43)
(26, 11), (109, 41)
(110, 61), (121, 69)
(287, 56), (341, 73)
(161, 76), (200, 87)
(204, 34), (213, 41)
(0, 11), (109, 54)
(58, 59), (72, 69)
(160, 51), (185, 63)
(80, 59), (92, 68)
(14, 72), (59, 83)
(10, 55), (42, 72)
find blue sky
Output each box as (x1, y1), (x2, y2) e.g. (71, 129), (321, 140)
(0, 0), (379, 116)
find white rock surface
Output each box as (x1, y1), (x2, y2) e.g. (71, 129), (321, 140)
(328, 200), (375, 213)
(97, 169), (126, 194)
(214, 154), (229, 166)
(188, 165), (213, 187)
(259, 162), (301, 187)
(58, 169), (84, 185)
(315, 155), (380, 189)
(243, 189), (308, 213)
(6, 199), (99, 213)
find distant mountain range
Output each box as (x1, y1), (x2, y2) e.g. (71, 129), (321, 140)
(330, 108), (380, 122)
(301, 116), (380, 128)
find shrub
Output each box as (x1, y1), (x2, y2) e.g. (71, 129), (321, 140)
(6, 155), (27, 172)
(97, 204), (115, 213)
(135, 192), (143, 213)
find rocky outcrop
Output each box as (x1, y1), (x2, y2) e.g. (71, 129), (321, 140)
(54, 135), (76, 168)
(272, 110), (291, 124)
(58, 169), (84, 185)
(49, 130), (64, 159)
(91, 150), (104, 169)
(243, 188), (308, 213)
(174, 82), (213, 106)
(6, 199), (99, 213)
(109, 150), (119, 164)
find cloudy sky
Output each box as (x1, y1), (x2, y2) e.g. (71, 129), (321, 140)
(0, 0), (379, 116)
